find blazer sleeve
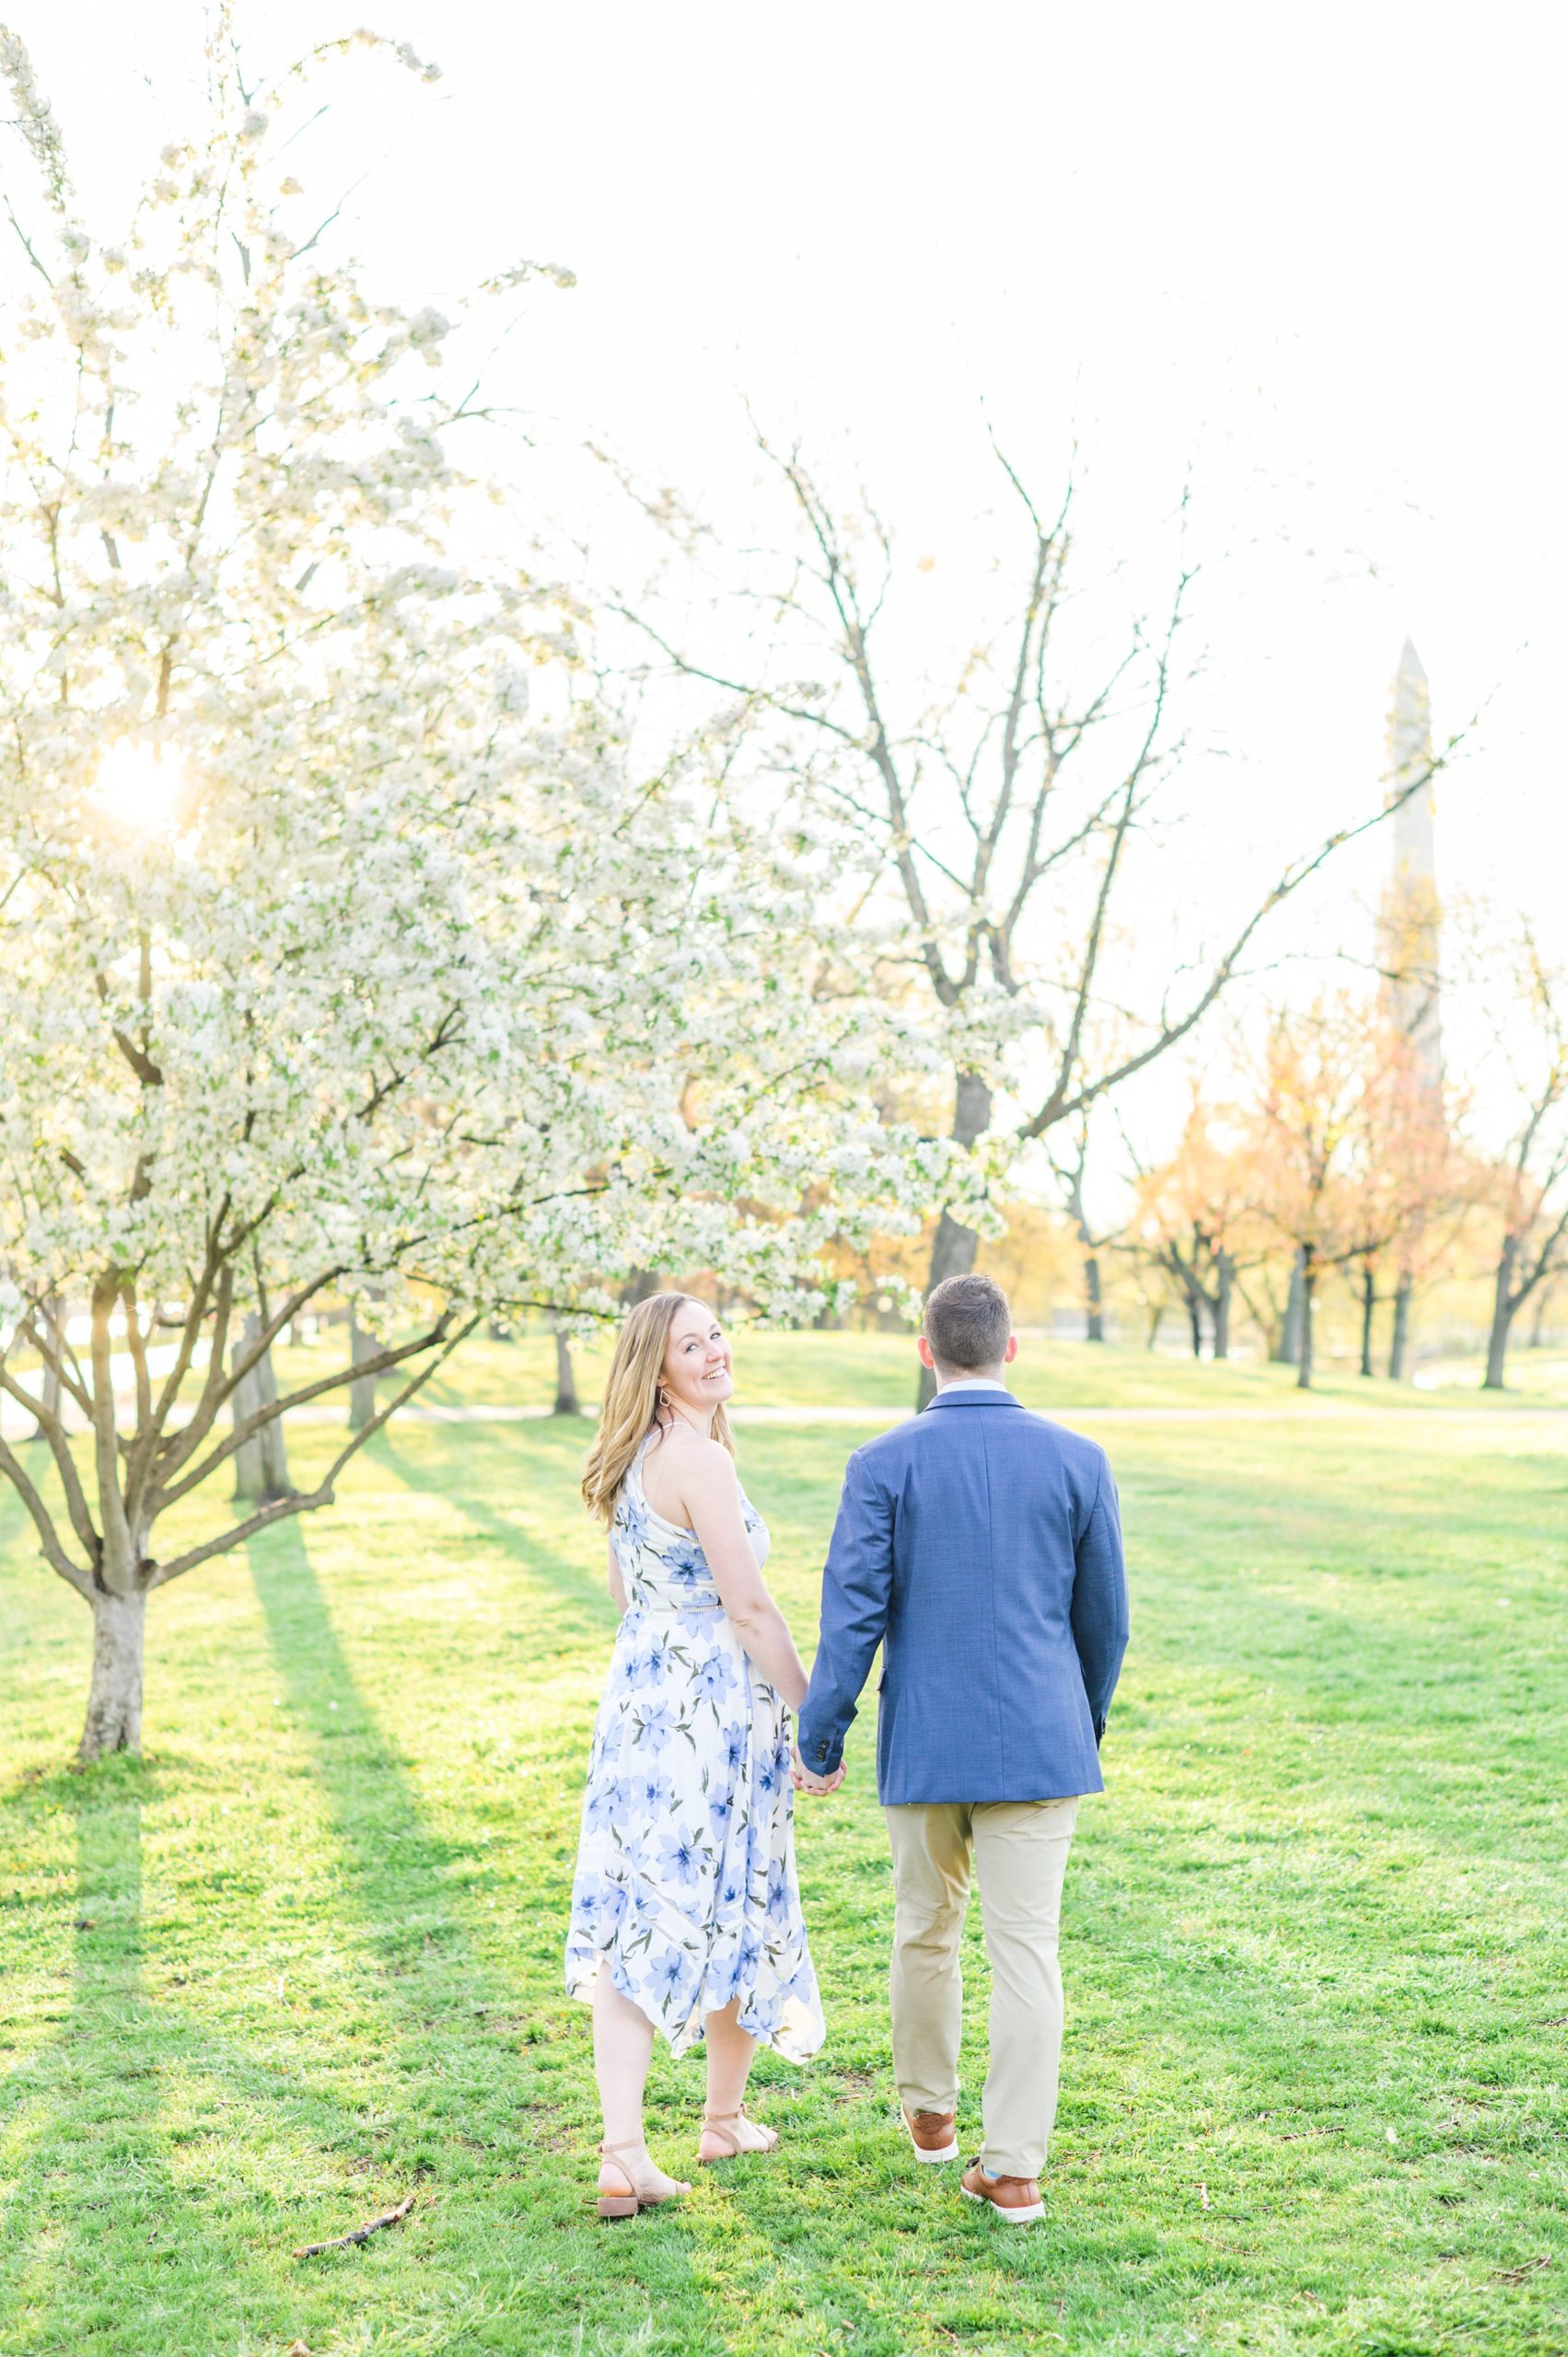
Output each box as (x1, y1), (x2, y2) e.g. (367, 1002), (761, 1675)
(795, 1447), (895, 1777)
(1071, 1451), (1130, 1744)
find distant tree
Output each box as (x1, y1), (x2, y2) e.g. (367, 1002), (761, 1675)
(1526, 1279), (1560, 1350)
(1239, 998), (1423, 1389)
(347, 1305), (379, 1436)
(1049, 1118), (1121, 1343)
(1352, 1019), (1457, 1378)
(1128, 1093), (1271, 1360)
(1479, 937), (1568, 1390)
(552, 1324), (583, 1417)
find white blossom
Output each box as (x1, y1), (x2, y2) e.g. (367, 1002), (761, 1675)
(0, 23), (971, 1680)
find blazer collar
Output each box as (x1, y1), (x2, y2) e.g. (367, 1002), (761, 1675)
(926, 1387), (1025, 1410)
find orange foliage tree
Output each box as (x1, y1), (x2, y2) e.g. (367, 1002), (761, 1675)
(1129, 1093), (1272, 1359)
(1238, 996), (1453, 1389)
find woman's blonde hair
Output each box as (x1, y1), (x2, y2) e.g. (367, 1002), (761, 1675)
(581, 1293), (736, 1523)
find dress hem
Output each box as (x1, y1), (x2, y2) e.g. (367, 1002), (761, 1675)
(565, 1940), (825, 2064)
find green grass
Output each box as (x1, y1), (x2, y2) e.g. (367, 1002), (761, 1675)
(276, 1326), (1556, 1417)
(2, 1345), (1565, 2356)
(1419, 1351), (1568, 1403)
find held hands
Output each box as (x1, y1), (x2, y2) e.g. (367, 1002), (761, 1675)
(791, 1743), (846, 1797)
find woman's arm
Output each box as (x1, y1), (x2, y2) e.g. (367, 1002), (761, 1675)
(607, 1533), (628, 1617)
(680, 1444), (808, 1710)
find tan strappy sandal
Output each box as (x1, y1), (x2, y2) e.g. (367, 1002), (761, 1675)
(596, 2140), (691, 2222)
(697, 2104), (780, 2164)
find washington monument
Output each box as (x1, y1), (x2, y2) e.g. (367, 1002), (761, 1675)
(1378, 638), (1443, 1093)
(1379, 638), (1444, 1377)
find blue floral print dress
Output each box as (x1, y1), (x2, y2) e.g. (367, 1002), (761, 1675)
(565, 1434), (825, 2061)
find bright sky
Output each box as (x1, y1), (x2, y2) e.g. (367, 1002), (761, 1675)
(16, 1), (1568, 1152)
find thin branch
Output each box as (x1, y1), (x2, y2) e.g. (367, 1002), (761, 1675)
(0, 1435), (91, 1596)
(15, 1299), (93, 1418)
(294, 2192), (415, 2259)
(0, 1360), (99, 1560)
(153, 1315), (459, 1513)
(1020, 737), (1464, 1141)
(152, 1263), (335, 1486)
(145, 1315), (481, 1588)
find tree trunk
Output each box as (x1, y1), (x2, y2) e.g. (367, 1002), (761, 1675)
(917, 1070), (993, 1408)
(348, 1310), (377, 1434)
(1083, 1251), (1105, 1344)
(1483, 1241), (1517, 1391)
(233, 1313), (291, 1502)
(1358, 1261), (1376, 1379)
(1274, 1249), (1306, 1366)
(1144, 1301), (1165, 1352)
(1527, 1282), (1555, 1348)
(77, 1587), (146, 1764)
(1295, 1250), (1317, 1390)
(1187, 1288), (1202, 1359)
(1388, 1270), (1413, 1382)
(552, 1327), (581, 1417)
(1214, 1253), (1233, 1361)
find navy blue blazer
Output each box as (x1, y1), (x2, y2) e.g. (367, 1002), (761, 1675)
(796, 1388), (1129, 1805)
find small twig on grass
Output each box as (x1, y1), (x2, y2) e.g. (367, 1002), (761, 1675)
(293, 2191), (415, 2258)
(1490, 2255), (1551, 2286)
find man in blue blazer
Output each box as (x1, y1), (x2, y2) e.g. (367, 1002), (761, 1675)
(795, 1272), (1129, 2223)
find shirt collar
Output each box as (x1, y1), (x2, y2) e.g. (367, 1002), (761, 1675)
(935, 1376), (1011, 1393)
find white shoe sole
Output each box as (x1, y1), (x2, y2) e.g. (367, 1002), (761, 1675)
(961, 2184), (1045, 2223)
(900, 2113), (958, 2164)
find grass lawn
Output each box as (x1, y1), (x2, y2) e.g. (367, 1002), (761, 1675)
(273, 1326), (1563, 1418)
(1, 1342), (1564, 2356)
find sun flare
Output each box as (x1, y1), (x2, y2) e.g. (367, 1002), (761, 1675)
(92, 741), (185, 833)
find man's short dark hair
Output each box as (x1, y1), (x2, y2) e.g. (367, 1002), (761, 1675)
(923, 1272), (1012, 1372)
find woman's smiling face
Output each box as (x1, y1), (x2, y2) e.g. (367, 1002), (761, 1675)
(662, 1299), (734, 1414)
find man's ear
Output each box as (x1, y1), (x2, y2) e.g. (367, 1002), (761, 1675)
(1004, 1334), (1018, 1364)
(917, 1334), (935, 1369)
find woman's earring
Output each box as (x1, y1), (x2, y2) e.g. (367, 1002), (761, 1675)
(657, 1386), (672, 1411)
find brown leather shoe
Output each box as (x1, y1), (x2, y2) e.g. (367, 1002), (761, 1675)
(960, 2160), (1044, 2223)
(901, 2106), (958, 2164)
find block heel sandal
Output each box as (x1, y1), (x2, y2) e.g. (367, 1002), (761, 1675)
(596, 2140), (690, 2221)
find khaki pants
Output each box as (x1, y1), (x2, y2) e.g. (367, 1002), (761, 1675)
(883, 1796), (1079, 2179)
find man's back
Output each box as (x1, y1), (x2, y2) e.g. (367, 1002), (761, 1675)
(794, 1276), (1132, 2219)
(796, 1388), (1128, 1805)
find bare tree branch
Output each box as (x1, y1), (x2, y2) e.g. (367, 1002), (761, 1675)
(0, 1434), (92, 1596)
(145, 1313), (481, 1588)
(1019, 741), (1463, 1140)
(153, 1313), (462, 1514)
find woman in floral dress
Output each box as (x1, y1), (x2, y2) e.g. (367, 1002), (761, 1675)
(568, 1294), (833, 2218)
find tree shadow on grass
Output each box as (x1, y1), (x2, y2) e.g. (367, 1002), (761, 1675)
(0, 1761), (298, 2357)
(375, 1421), (620, 1646)
(245, 1514), (723, 2354)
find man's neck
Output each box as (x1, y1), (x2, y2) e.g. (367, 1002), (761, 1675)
(935, 1368), (1009, 1393)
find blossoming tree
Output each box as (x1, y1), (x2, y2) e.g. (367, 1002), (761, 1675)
(0, 26), (970, 1761)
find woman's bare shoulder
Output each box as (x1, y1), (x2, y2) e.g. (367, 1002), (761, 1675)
(666, 1431), (739, 1495)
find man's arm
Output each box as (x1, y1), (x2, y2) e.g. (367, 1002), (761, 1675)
(1070, 1451), (1130, 1743)
(795, 1448), (895, 1779)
